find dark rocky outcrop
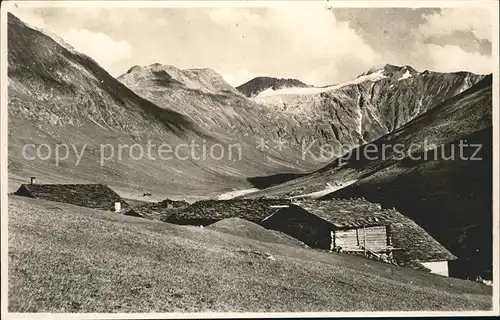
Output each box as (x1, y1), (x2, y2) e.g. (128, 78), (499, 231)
(236, 76), (311, 98)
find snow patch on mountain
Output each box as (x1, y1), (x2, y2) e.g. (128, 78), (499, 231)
(289, 179), (359, 199)
(398, 70), (413, 80)
(217, 188), (261, 200)
(254, 69), (388, 99)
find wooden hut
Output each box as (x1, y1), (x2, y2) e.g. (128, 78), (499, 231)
(262, 199), (457, 276)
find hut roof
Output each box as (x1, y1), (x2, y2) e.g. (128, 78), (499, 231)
(168, 199), (292, 224)
(293, 198), (390, 228)
(133, 198), (190, 222)
(14, 183), (129, 211)
(288, 199), (457, 263)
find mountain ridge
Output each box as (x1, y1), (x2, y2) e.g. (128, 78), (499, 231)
(119, 61), (484, 164)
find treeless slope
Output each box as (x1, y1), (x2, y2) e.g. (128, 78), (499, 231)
(206, 217), (307, 248)
(116, 63), (317, 167)
(8, 196), (491, 312)
(120, 64), (483, 164)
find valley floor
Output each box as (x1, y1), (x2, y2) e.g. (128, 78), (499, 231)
(8, 196), (492, 312)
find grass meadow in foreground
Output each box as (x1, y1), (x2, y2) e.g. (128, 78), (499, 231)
(8, 195), (492, 312)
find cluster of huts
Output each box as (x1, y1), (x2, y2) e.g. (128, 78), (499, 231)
(13, 182), (456, 277)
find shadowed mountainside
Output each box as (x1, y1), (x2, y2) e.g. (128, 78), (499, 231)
(243, 75), (493, 280)
(327, 127), (492, 280)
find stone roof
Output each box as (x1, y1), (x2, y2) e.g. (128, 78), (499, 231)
(150, 196), (456, 264)
(14, 184), (129, 212)
(132, 198), (190, 222)
(289, 199), (457, 263)
(167, 199), (291, 224)
(293, 198), (390, 229)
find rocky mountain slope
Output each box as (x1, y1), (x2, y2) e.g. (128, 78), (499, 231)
(120, 63), (483, 167)
(7, 13), (311, 198)
(7, 11), (493, 283)
(117, 64), (306, 147)
(241, 65), (483, 159)
(243, 75), (493, 280)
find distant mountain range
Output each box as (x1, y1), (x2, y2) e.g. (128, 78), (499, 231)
(116, 63), (307, 147)
(237, 64), (419, 98)
(120, 63), (484, 164)
(236, 65), (482, 155)
(7, 12), (486, 195)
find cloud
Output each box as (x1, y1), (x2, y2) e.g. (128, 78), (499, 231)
(208, 8), (264, 26)
(11, 11), (44, 29)
(61, 29), (132, 75)
(425, 44), (492, 74)
(10, 7), (491, 85)
(207, 7), (382, 85)
(419, 8), (492, 42)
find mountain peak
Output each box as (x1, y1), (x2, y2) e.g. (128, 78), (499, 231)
(236, 76), (311, 98)
(360, 64), (419, 81)
(125, 65), (143, 74)
(118, 63), (240, 95)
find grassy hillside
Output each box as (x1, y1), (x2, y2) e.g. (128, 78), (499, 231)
(206, 217), (307, 248)
(8, 196), (491, 312)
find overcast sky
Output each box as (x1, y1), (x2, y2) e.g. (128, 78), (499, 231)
(10, 6), (493, 86)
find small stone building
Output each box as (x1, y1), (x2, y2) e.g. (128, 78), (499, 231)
(14, 183), (132, 213)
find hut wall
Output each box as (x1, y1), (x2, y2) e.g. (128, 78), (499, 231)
(334, 229), (359, 248)
(262, 206), (332, 249)
(14, 185), (32, 198)
(422, 261), (449, 277)
(334, 225), (388, 250)
(364, 226), (389, 249)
